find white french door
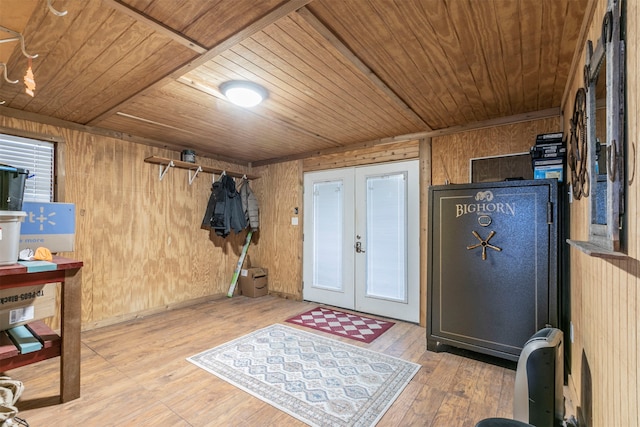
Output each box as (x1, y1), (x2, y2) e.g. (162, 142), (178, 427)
(302, 160), (419, 322)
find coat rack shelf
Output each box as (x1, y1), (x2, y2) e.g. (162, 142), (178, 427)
(144, 156), (258, 184)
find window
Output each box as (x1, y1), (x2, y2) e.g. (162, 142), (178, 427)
(0, 134), (54, 202)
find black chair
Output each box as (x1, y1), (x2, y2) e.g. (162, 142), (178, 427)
(476, 328), (564, 427)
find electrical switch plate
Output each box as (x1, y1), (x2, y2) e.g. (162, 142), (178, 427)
(291, 217), (298, 226)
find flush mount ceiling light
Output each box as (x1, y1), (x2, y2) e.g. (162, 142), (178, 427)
(219, 80), (268, 108)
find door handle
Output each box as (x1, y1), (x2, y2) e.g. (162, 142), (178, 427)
(355, 241), (365, 253)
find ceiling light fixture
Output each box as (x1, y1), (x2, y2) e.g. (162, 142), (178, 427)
(219, 80), (268, 108)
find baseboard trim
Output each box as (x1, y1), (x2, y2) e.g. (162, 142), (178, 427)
(80, 293), (227, 332)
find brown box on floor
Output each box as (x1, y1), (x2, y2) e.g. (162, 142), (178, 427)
(239, 267), (268, 297)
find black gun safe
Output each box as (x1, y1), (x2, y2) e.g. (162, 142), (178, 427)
(427, 179), (558, 361)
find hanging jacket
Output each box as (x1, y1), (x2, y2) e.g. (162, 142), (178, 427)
(226, 179), (247, 235)
(202, 180), (225, 230)
(202, 175), (246, 237)
(238, 178), (259, 231)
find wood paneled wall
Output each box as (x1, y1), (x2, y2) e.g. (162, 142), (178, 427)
(0, 115), (252, 330)
(250, 160), (303, 300)
(562, 1), (640, 426)
(431, 117), (561, 185)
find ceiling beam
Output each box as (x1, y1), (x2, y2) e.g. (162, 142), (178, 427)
(103, 0), (207, 54)
(423, 107), (560, 138)
(0, 124), (64, 143)
(296, 7), (431, 132)
(251, 107), (561, 167)
(88, 0), (314, 127)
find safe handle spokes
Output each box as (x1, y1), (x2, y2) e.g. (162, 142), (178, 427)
(466, 230), (502, 261)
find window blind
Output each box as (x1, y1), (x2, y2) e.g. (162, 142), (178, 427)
(0, 134), (54, 202)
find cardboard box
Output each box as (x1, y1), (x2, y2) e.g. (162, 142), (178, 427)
(239, 267), (268, 297)
(0, 283), (57, 330)
(19, 202), (76, 252)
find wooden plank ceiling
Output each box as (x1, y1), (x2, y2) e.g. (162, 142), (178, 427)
(0, 0), (588, 165)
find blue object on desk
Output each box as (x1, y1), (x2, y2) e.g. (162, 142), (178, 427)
(17, 261), (57, 273)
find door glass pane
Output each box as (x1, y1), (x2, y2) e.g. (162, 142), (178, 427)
(365, 173), (407, 301)
(312, 180), (343, 291)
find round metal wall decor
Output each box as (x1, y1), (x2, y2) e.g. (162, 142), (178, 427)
(568, 87), (589, 200)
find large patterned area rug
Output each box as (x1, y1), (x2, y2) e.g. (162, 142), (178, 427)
(285, 307), (395, 344)
(187, 324), (420, 427)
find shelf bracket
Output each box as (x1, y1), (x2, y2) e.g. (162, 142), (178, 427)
(188, 166), (202, 185)
(0, 26), (38, 59)
(47, 0), (68, 16)
(159, 161), (174, 181)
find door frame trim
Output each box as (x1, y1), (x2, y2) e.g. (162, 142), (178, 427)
(302, 160), (420, 322)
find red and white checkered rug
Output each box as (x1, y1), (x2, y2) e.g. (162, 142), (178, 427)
(284, 306), (395, 343)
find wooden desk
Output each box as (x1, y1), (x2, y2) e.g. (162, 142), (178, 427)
(0, 256), (83, 402)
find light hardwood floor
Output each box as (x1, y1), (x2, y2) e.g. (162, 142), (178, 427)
(7, 296), (517, 426)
